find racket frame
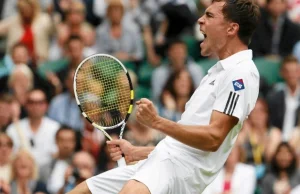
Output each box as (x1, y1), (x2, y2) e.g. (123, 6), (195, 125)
(73, 54), (134, 166)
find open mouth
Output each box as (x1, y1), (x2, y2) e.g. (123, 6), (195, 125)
(200, 31), (207, 38)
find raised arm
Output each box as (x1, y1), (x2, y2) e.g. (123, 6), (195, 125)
(136, 99), (238, 152)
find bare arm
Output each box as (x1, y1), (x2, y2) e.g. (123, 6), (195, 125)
(136, 98), (239, 152)
(107, 140), (154, 163)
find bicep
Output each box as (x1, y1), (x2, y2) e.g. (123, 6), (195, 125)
(209, 110), (239, 141)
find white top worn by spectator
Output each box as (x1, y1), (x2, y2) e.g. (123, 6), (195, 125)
(282, 86), (300, 141)
(202, 163), (256, 194)
(6, 117), (59, 167)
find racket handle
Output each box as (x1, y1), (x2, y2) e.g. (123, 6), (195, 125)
(117, 157), (126, 167)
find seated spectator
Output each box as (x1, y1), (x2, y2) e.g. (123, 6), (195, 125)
(59, 151), (96, 194)
(238, 98), (277, 179)
(0, 43), (58, 99)
(0, 0), (53, 65)
(151, 39), (204, 101)
(40, 126), (76, 194)
(158, 70), (195, 121)
(0, 93), (13, 132)
(249, 0), (300, 58)
(267, 56), (300, 141)
(50, 0), (96, 60)
(202, 143), (256, 194)
(10, 150), (48, 194)
(96, 0), (143, 63)
(7, 65), (34, 119)
(48, 68), (84, 131)
(261, 142), (300, 194)
(0, 133), (13, 183)
(6, 89), (60, 167)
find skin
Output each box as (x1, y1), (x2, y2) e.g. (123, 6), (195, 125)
(69, 1), (251, 193)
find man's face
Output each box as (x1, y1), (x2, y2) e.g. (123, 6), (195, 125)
(25, 90), (48, 119)
(198, 1), (230, 56)
(267, 0), (287, 18)
(108, 6), (123, 24)
(281, 62), (300, 87)
(57, 130), (76, 158)
(68, 40), (84, 61)
(168, 43), (187, 70)
(12, 46), (30, 65)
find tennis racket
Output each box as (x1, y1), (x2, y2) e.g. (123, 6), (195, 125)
(73, 54), (134, 167)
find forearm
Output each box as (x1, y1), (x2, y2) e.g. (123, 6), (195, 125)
(153, 117), (221, 151)
(132, 146), (155, 161)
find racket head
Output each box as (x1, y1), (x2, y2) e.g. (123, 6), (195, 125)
(73, 54), (134, 132)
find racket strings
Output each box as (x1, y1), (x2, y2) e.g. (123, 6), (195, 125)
(75, 56), (131, 127)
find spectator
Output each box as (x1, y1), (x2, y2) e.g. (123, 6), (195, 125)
(151, 39), (204, 101)
(40, 126), (76, 194)
(0, 93), (12, 132)
(267, 56), (300, 141)
(238, 98), (277, 179)
(202, 143), (256, 194)
(7, 65), (34, 119)
(96, 0), (143, 63)
(10, 150), (49, 194)
(50, 0), (96, 60)
(0, 133), (13, 183)
(6, 89), (60, 167)
(48, 68), (84, 131)
(59, 151), (96, 194)
(0, 43), (58, 99)
(250, 0), (300, 58)
(261, 142), (300, 194)
(158, 70), (195, 121)
(0, 0), (53, 65)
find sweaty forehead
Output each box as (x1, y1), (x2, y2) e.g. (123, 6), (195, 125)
(206, 1), (226, 17)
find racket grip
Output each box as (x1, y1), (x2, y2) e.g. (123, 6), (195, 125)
(117, 157), (126, 167)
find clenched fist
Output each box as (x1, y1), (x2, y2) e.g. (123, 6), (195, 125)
(136, 98), (160, 128)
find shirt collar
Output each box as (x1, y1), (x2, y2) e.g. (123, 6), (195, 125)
(219, 49), (253, 70)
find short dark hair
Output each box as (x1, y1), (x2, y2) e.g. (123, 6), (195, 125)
(10, 42), (28, 55)
(167, 38), (186, 51)
(55, 125), (76, 140)
(66, 35), (83, 48)
(281, 55), (299, 69)
(213, 0), (260, 45)
(0, 93), (13, 104)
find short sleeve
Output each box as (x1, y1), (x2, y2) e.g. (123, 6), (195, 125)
(213, 71), (253, 122)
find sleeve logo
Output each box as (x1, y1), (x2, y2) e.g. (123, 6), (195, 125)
(232, 79), (245, 91)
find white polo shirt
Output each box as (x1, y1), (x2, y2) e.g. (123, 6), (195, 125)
(161, 49), (259, 186)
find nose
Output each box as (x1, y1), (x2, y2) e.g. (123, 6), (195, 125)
(198, 15), (204, 25)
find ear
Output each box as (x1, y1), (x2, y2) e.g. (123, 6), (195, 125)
(227, 23), (239, 36)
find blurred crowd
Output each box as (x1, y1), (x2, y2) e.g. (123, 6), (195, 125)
(1, 0), (300, 193)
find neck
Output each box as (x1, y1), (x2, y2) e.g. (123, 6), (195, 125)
(29, 117), (42, 132)
(71, 57), (83, 68)
(279, 171), (288, 179)
(288, 84), (298, 96)
(111, 22), (121, 27)
(57, 153), (71, 160)
(177, 97), (189, 112)
(217, 42), (248, 60)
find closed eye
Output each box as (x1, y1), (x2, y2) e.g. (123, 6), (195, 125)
(205, 11), (214, 18)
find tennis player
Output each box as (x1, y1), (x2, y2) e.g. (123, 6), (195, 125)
(69, 0), (260, 193)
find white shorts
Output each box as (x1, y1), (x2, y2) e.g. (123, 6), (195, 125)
(86, 142), (204, 194)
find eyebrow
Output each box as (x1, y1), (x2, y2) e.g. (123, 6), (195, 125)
(205, 11), (214, 17)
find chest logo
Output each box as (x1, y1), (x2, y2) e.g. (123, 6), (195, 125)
(232, 79), (245, 91)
